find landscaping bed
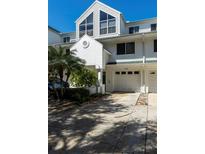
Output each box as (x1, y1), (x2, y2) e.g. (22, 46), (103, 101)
(49, 88), (110, 114)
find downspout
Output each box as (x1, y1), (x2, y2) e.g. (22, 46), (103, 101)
(142, 33), (146, 93)
(142, 33), (145, 64)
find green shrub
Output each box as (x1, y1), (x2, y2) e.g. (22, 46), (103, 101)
(63, 88), (90, 103)
(70, 68), (97, 87)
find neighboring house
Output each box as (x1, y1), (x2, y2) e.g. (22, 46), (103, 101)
(48, 26), (61, 45)
(48, 0), (157, 93)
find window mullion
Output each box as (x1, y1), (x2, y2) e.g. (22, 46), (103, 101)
(85, 19), (87, 34)
(107, 14), (108, 34)
(125, 43), (127, 54)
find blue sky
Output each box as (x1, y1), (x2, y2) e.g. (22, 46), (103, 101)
(48, 0), (157, 32)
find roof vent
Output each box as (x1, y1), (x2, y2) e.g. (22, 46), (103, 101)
(82, 40), (90, 48)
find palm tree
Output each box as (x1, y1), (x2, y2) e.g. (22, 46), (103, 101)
(48, 46), (85, 98)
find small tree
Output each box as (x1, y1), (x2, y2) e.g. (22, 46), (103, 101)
(70, 68), (98, 87)
(48, 46), (85, 99)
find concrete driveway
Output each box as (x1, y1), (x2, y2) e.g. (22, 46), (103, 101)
(48, 93), (157, 153)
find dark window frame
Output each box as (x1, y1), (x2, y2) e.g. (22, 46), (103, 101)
(154, 39), (157, 52)
(121, 71), (126, 75)
(63, 37), (70, 43)
(134, 26), (139, 33)
(151, 24), (157, 31)
(100, 10), (116, 35)
(134, 71), (140, 74)
(125, 42), (135, 54)
(79, 13), (94, 37)
(129, 27), (134, 34)
(150, 72), (156, 75)
(117, 43), (125, 55)
(129, 26), (139, 34)
(103, 72), (106, 84)
(117, 42), (135, 55)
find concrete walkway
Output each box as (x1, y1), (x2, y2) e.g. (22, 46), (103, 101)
(48, 93), (157, 153)
(146, 93), (157, 153)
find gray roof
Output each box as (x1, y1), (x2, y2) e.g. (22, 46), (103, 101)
(126, 17), (157, 24)
(48, 26), (61, 33)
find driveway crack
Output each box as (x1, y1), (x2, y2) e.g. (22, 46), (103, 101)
(112, 95), (140, 153)
(144, 94), (149, 154)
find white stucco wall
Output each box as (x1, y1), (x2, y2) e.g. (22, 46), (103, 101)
(103, 50), (111, 68)
(101, 35), (157, 64)
(125, 23), (155, 33)
(103, 39), (143, 63)
(120, 16), (127, 34)
(125, 18), (157, 34)
(48, 29), (61, 45)
(105, 69), (114, 92)
(70, 35), (104, 69)
(144, 38), (157, 62)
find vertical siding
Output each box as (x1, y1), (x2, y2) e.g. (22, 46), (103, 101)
(103, 39), (144, 63)
(144, 38), (157, 62)
(48, 30), (61, 44)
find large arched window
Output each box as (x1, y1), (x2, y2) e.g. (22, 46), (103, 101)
(79, 13), (93, 38)
(100, 11), (116, 35)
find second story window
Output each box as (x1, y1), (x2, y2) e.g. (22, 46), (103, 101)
(151, 24), (157, 31)
(154, 39), (157, 52)
(129, 26), (139, 34)
(63, 37), (70, 43)
(117, 42), (135, 55)
(79, 13), (93, 38)
(100, 11), (116, 35)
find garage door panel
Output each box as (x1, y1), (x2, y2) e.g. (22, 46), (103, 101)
(148, 71), (157, 93)
(114, 71), (141, 92)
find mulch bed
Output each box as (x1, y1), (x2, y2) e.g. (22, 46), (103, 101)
(48, 100), (78, 115)
(48, 94), (110, 115)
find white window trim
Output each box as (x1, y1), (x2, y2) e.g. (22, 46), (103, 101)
(99, 10), (116, 35)
(79, 13), (94, 37)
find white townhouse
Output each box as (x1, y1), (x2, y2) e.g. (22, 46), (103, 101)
(48, 0), (157, 94)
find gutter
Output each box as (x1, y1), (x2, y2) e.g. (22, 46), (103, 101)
(97, 31), (156, 41)
(142, 33), (146, 93)
(142, 33), (145, 64)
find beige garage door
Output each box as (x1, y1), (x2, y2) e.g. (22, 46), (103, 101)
(148, 71), (157, 93)
(114, 71), (141, 92)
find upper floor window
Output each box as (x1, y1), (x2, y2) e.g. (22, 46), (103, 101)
(151, 24), (157, 31)
(117, 42), (135, 55)
(63, 37), (70, 43)
(154, 39), (157, 52)
(79, 13), (93, 38)
(129, 26), (139, 34)
(100, 11), (116, 35)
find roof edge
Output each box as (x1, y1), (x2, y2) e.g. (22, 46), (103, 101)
(48, 26), (61, 33)
(126, 17), (157, 24)
(75, 0), (121, 23)
(70, 34), (103, 50)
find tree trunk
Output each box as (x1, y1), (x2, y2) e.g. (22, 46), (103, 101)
(58, 66), (64, 100)
(65, 71), (71, 87)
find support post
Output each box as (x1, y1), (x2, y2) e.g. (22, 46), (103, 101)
(97, 69), (104, 94)
(141, 69), (146, 93)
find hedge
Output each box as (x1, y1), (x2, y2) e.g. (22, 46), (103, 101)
(63, 88), (90, 103)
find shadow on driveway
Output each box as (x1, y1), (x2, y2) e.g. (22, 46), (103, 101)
(48, 93), (157, 153)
